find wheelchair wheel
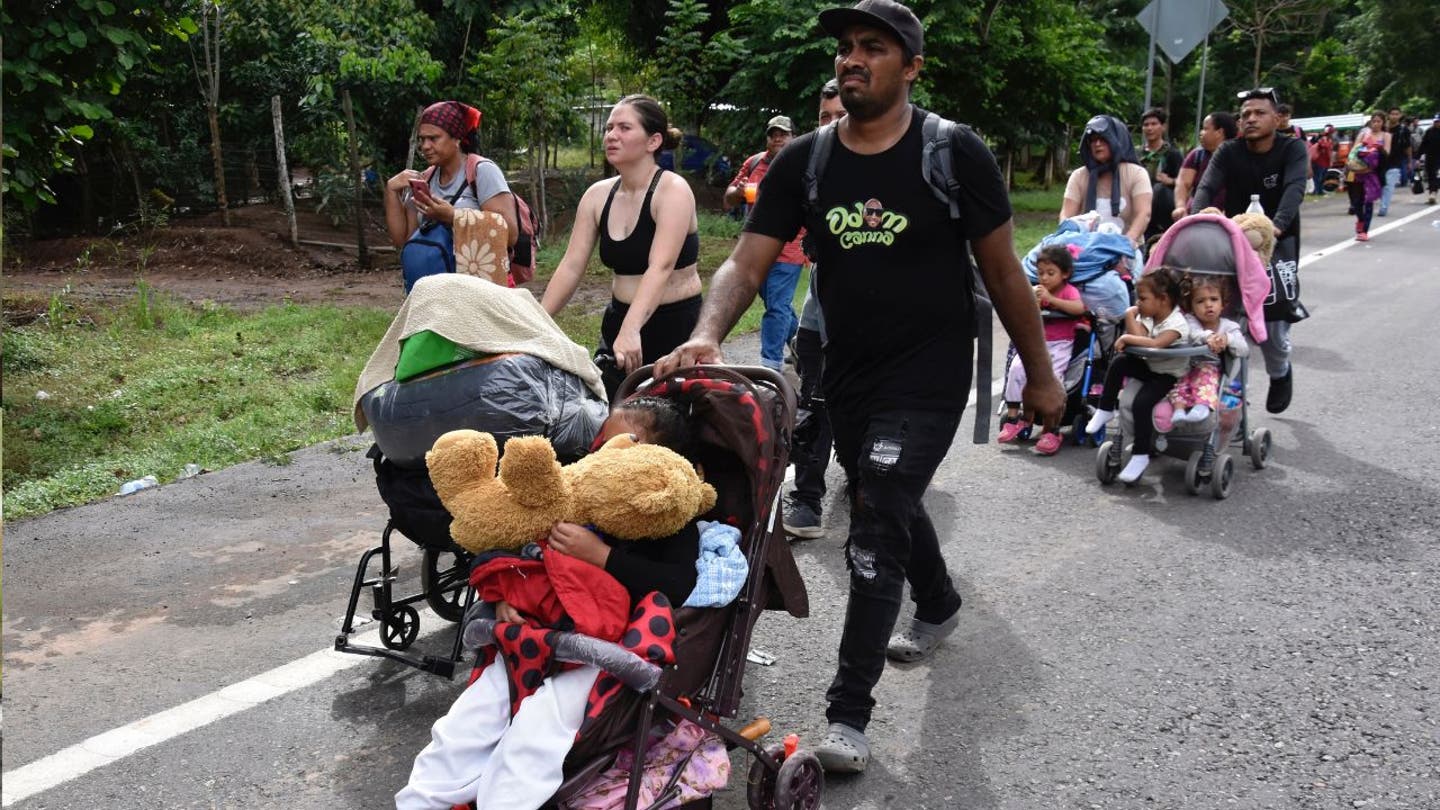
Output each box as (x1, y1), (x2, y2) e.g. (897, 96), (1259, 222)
(1210, 454), (1235, 500)
(773, 750), (824, 810)
(380, 604), (421, 651)
(422, 547), (472, 623)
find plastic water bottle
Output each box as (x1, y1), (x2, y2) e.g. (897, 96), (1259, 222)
(1246, 194), (1264, 215)
(1220, 379), (1243, 410)
(118, 475), (159, 495)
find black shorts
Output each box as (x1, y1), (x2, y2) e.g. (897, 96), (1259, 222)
(596, 294), (702, 397)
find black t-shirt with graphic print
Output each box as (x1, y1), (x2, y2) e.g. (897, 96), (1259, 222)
(745, 106), (1012, 412)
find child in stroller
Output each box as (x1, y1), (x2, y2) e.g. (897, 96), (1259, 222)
(400, 366), (816, 810)
(997, 244), (1087, 455)
(1085, 267), (1190, 482)
(1091, 212), (1276, 496)
(1153, 273), (1249, 431)
(397, 397), (706, 809)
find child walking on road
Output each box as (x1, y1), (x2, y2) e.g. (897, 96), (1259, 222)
(998, 245), (1086, 455)
(1085, 267), (1190, 482)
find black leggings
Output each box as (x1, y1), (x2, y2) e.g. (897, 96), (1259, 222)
(1100, 355), (1176, 455)
(596, 294), (702, 398)
(1348, 181), (1373, 232)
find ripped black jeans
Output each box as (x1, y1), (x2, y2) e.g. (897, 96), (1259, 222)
(824, 406), (965, 732)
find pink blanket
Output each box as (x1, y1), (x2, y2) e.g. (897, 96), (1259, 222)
(1144, 214), (1270, 344)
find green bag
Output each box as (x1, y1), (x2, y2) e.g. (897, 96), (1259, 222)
(394, 330), (481, 382)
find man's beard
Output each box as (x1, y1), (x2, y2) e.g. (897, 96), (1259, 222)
(839, 84), (894, 121)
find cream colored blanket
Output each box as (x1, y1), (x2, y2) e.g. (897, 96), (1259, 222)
(353, 273), (605, 430)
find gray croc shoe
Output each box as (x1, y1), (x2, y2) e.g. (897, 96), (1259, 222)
(886, 611), (959, 663)
(814, 722), (870, 774)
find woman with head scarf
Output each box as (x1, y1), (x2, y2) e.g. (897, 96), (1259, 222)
(1059, 114), (1152, 247)
(384, 101), (518, 254)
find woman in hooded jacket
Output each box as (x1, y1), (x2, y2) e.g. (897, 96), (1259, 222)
(1059, 114), (1152, 247)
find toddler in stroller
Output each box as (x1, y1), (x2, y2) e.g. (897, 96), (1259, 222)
(997, 244), (1087, 455)
(400, 366), (815, 810)
(1090, 213), (1276, 495)
(1085, 267), (1190, 482)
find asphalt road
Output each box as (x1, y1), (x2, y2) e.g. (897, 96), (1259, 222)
(4, 193), (1439, 809)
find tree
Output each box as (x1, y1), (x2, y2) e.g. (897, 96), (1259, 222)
(1292, 37), (1359, 114)
(1224, 0), (1339, 87)
(651, 0), (744, 136)
(0, 1), (196, 214)
(1337, 0), (1440, 109)
(189, 0), (230, 226)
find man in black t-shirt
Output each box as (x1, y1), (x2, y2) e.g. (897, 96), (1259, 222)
(1140, 107), (1184, 240)
(1380, 107), (1411, 217)
(1192, 88), (1310, 414)
(655, 0), (1063, 776)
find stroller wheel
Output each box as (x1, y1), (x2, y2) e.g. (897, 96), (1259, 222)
(1210, 454), (1235, 500)
(1248, 428), (1272, 470)
(422, 547), (472, 623)
(1095, 441), (1120, 484)
(746, 743), (786, 809)
(380, 604), (421, 651)
(1072, 413), (1089, 446)
(1184, 451), (1205, 496)
(773, 750), (824, 809)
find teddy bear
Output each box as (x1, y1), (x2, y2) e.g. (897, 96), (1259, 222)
(1197, 206), (1276, 267)
(424, 429), (716, 555)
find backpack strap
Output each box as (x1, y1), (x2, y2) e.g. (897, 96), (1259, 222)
(920, 112), (962, 219)
(802, 123), (838, 223)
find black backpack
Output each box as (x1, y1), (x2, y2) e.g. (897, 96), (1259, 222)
(800, 110), (996, 442)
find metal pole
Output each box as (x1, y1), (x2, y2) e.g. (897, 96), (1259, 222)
(1195, 34), (1211, 143)
(1143, 3), (1158, 113)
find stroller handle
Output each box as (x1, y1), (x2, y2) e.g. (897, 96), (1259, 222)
(615, 363), (794, 407)
(1124, 345), (1217, 361)
(463, 618), (663, 692)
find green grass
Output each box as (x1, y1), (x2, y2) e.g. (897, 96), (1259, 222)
(1007, 187), (1066, 214)
(3, 192), (1055, 521)
(1, 285), (393, 520)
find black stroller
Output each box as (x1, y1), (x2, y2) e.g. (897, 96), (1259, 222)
(457, 365), (819, 810)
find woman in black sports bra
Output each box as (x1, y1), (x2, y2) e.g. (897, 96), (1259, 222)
(542, 94), (703, 398)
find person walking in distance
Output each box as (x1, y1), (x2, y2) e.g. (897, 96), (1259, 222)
(1191, 88), (1309, 414)
(724, 115), (806, 373)
(1420, 113), (1440, 206)
(1380, 106), (1412, 217)
(655, 0), (1064, 774)
(1308, 124), (1336, 196)
(1139, 107), (1183, 241)
(784, 78), (846, 541)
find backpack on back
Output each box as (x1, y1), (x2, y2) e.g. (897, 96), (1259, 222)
(401, 153), (541, 293)
(801, 110), (996, 442)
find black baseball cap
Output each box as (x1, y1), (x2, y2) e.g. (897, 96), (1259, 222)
(819, 0), (924, 57)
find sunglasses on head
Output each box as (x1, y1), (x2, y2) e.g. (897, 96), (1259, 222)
(1236, 87), (1280, 105)
(1084, 116), (1111, 136)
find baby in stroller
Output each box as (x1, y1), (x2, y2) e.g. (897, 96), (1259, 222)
(1085, 267), (1190, 482)
(397, 396), (709, 809)
(1153, 273), (1250, 432)
(997, 244), (1087, 455)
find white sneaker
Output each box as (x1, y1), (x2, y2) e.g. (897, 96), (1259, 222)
(1085, 409), (1115, 435)
(1117, 454), (1150, 483)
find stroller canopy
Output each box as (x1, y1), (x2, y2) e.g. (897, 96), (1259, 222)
(1144, 214), (1272, 343)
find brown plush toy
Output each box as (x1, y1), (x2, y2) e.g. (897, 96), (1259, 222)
(424, 430), (717, 554)
(1197, 206), (1276, 267)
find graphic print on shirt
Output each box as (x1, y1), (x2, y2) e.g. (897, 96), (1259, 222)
(826, 197), (909, 249)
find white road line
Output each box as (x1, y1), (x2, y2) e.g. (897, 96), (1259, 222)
(0, 613), (448, 807)
(1299, 205), (1434, 269)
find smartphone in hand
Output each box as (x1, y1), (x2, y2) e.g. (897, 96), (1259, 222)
(408, 177), (432, 200)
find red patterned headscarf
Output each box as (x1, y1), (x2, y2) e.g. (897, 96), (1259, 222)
(420, 101), (482, 150)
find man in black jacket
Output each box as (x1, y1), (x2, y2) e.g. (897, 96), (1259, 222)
(1192, 88), (1310, 414)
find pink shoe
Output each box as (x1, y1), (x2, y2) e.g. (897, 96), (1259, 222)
(997, 420), (1030, 443)
(1152, 400), (1175, 433)
(1356, 230), (1369, 242)
(1033, 431), (1063, 456)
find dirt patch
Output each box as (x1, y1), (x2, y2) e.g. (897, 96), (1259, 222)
(9, 203), (428, 313)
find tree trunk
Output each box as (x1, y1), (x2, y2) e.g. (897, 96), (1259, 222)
(75, 146), (95, 233)
(341, 88), (369, 269)
(118, 139), (146, 225)
(407, 104), (424, 171)
(206, 103), (229, 226)
(271, 95), (298, 248)
(246, 146), (261, 204)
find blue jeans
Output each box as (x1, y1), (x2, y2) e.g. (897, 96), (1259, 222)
(760, 261), (802, 369)
(1380, 167), (1400, 214)
(1312, 162), (1328, 194)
